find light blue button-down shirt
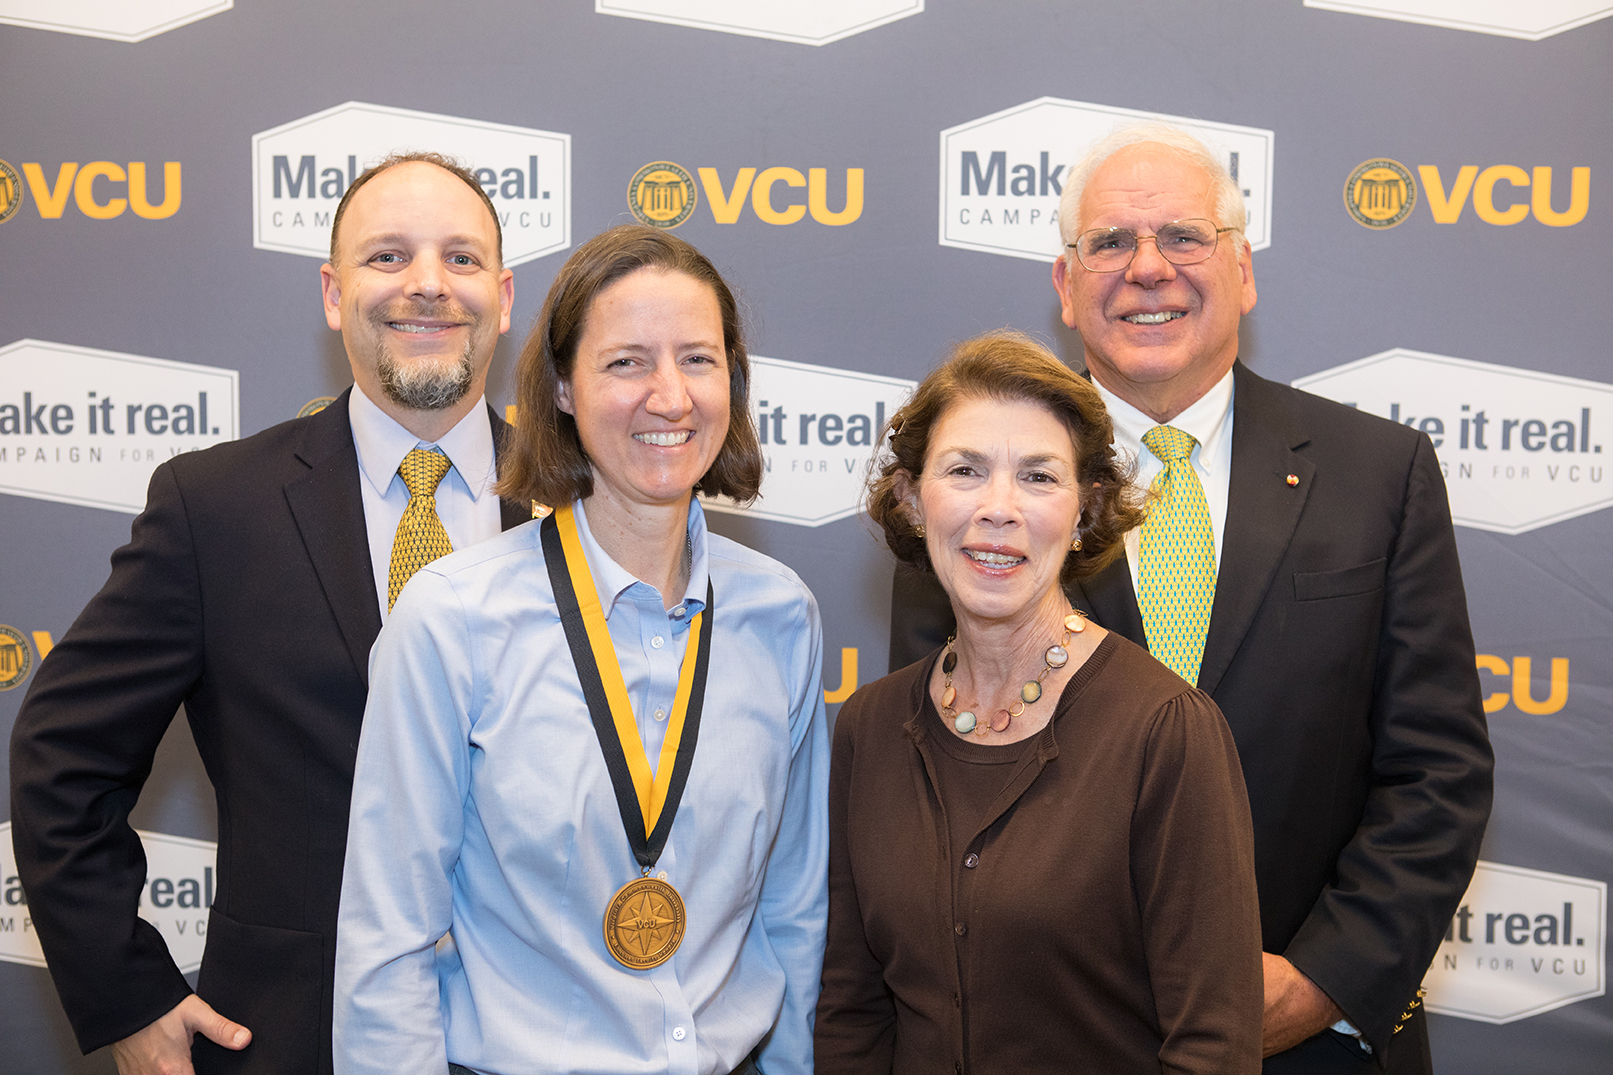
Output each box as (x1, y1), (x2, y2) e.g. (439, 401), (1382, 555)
(347, 384), (503, 623)
(335, 498), (828, 1075)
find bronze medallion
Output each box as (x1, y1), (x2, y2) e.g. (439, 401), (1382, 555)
(604, 875), (686, 969)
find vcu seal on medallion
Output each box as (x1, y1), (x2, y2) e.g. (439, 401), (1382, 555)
(0, 159), (23, 225)
(604, 875), (687, 969)
(1345, 158), (1417, 229)
(0, 624), (34, 691)
(297, 396), (336, 419)
(628, 162), (697, 229)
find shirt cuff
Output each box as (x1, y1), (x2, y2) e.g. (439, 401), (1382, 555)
(1330, 1019), (1372, 1054)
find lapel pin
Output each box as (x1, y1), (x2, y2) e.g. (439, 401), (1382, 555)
(1285, 474), (1300, 486)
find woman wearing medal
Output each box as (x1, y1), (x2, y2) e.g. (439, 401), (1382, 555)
(334, 226), (828, 1075)
(815, 333), (1263, 1074)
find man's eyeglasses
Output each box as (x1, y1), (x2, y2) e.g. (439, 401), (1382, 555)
(1066, 218), (1235, 273)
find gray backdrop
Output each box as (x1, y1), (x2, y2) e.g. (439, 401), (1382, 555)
(2, 1), (1608, 1071)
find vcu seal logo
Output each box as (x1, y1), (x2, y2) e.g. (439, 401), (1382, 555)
(297, 396), (335, 419)
(1346, 158), (1417, 229)
(0, 625), (32, 691)
(628, 162), (697, 229)
(0, 160), (22, 224)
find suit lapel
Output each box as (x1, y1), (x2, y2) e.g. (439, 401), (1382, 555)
(487, 405), (531, 531)
(1197, 363), (1313, 696)
(1073, 368), (1150, 648)
(499, 495), (529, 531)
(285, 389), (384, 686)
(1070, 558), (1146, 645)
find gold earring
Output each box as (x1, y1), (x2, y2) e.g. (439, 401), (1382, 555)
(914, 524), (926, 538)
(1069, 536), (1082, 551)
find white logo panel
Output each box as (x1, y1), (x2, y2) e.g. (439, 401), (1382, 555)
(597, 0), (922, 45)
(1424, 861), (1606, 1023)
(1293, 350), (1613, 534)
(0, 0), (229, 41)
(701, 356), (914, 527)
(940, 97), (1273, 264)
(252, 102), (570, 267)
(1304, 1), (1613, 40)
(0, 822), (218, 973)
(0, 339), (239, 515)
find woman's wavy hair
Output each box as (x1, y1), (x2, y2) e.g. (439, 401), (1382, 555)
(866, 331), (1144, 583)
(495, 225), (762, 509)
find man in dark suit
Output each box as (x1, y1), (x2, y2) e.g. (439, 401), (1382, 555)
(890, 125), (1493, 1072)
(10, 153), (526, 1075)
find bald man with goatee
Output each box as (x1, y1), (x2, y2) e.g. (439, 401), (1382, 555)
(11, 152), (529, 1075)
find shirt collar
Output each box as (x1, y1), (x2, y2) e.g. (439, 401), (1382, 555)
(348, 383), (495, 500)
(570, 497), (711, 624)
(1091, 365), (1235, 471)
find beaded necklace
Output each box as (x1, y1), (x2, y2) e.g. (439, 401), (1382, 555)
(939, 609), (1087, 736)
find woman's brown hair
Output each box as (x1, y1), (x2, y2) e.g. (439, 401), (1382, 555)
(866, 331), (1145, 582)
(495, 225), (762, 509)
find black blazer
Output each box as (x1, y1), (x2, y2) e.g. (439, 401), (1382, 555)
(9, 389), (528, 1074)
(890, 363), (1493, 1072)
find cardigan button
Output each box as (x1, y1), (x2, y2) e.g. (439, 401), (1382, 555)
(963, 853), (979, 868)
(954, 922), (967, 936)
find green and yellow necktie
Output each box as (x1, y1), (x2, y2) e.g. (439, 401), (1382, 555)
(388, 448), (454, 610)
(1137, 426), (1215, 685)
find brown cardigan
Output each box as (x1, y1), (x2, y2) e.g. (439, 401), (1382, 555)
(815, 633), (1263, 1075)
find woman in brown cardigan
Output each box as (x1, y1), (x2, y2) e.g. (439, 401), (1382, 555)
(815, 332), (1262, 1074)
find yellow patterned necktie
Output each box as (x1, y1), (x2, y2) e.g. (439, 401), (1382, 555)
(1137, 426), (1215, 685)
(388, 448), (455, 610)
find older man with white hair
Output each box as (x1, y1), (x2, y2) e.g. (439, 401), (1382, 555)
(890, 122), (1494, 1073)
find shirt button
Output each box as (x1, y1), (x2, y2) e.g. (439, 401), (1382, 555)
(654, 707), (667, 722)
(964, 853), (979, 868)
(672, 1026), (687, 1041)
(671, 606), (687, 619)
(651, 635), (665, 649)
(954, 922), (967, 936)
(657, 870), (668, 880)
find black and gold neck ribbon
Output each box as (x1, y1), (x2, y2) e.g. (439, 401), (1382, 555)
(541, 504), (713, 871)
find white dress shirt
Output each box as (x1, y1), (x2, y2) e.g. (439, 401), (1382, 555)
(1091, 367), (1236, 593)
(346, 384), (504, 621)
(1093, 369), (1371, 1045)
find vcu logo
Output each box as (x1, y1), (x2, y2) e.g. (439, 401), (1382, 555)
(1346, 158), (1589, 228)
(1477, 655), (1569, 715)
(700, 167), (863, 225)
(0, 625), (39, 691)
(627, 161), (864, 227)
(0, 161), (182, 221)
(628, 162), (697, 229)
(1344, 159), (1416, 228)
(1422, 165), (1589, 226)
(0, 161), (21, 224)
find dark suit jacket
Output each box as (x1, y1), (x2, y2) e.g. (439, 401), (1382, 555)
(9, 389), (528, 1074)
(889, 362), (1493, 1072)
